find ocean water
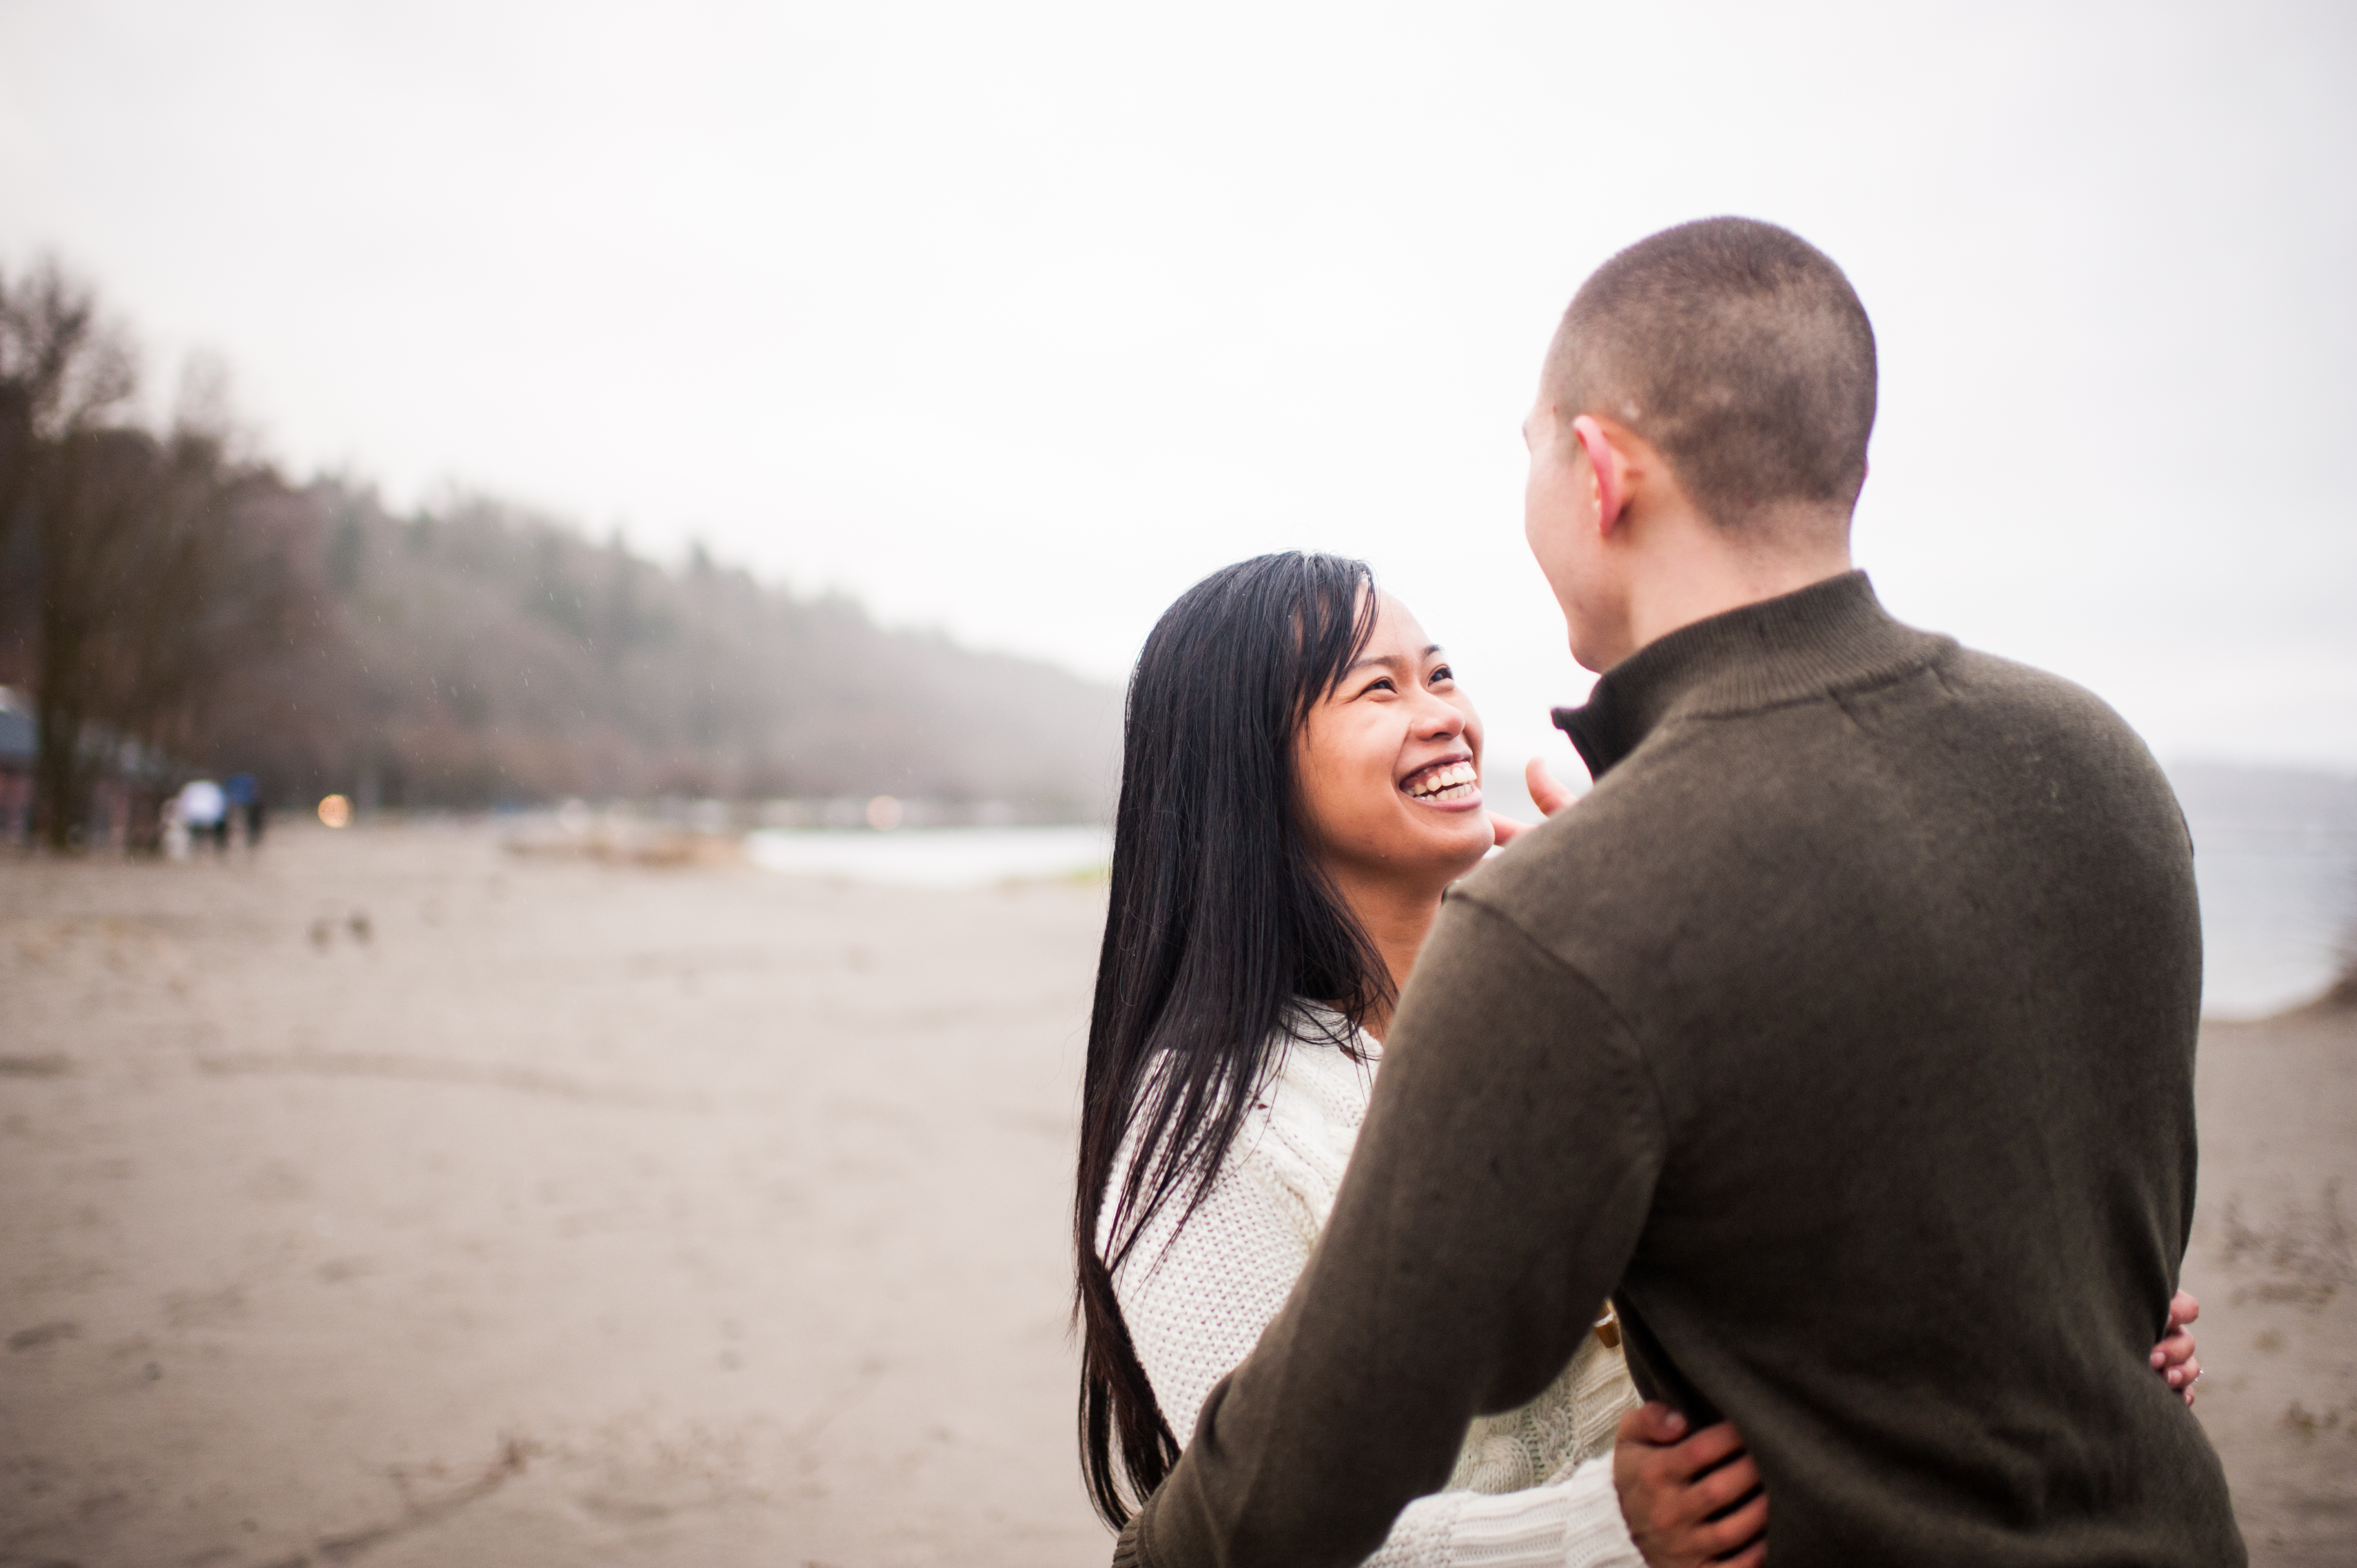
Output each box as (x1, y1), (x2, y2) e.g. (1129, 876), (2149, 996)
(744, 824), (1112, 889)
(2172, 765), (2357, 1018)
(743, 767), (2356, 1018)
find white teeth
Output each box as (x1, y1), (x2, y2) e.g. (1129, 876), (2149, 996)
(1407, 761), (1478, 800)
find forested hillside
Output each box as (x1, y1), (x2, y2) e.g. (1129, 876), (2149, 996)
(250, 486), (1124, 813)
(0, 260), (1121, 838)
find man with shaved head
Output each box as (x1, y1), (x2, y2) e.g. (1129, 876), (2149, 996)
(1112, 219), (2242, 1565)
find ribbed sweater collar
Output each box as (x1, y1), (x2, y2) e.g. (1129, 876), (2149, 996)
(1551, 571), (1938, 780)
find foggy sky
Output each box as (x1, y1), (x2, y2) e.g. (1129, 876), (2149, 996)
(3, 0), (2351, 775)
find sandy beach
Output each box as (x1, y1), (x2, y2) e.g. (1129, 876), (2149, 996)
(3, 822), (2352, 1566)
(2178, 992), (2357, 1565)
(2, 822), (1109, 1567)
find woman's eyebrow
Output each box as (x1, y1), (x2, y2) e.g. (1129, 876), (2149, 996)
(1342, 644), (1443, 678)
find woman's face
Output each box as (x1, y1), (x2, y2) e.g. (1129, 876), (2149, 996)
(1294, 592), (1493, 895)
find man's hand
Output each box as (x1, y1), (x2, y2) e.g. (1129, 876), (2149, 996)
(1490, 757), (1581, 848)
(1613, 1403), (1768, 1568)
(2152, 1289), (2201, 1406)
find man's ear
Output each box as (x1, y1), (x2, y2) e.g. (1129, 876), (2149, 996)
(1570, 415), (1628, 537)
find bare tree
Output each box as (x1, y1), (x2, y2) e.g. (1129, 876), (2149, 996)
(2, 264), (141, 843)
(0, 260), (137, 548)
(1, 262), (307, 848)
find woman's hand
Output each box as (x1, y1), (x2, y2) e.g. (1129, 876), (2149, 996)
(1613, 1403), (1767, 1568)
(1489, 757), (1581, 848)
(2152, 1289), (2201, 1405)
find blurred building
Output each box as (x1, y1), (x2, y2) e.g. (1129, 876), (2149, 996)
(0, 688), (31, 845)
(0, 685), (191, 852)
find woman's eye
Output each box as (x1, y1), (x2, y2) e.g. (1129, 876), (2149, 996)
(1430, 665), (1454, 683)
(1362, 677), (1397, 696)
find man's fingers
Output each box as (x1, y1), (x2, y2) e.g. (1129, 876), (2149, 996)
(1525, 756), (1577, 816)
(1489, 812), (1532, 848)
(1714, 1539), (1768, 1568)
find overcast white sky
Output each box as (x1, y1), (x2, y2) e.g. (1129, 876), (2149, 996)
(3, 0), (2351, 778)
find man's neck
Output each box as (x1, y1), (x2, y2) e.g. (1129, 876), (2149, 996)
(1618, 525), (1853, 664)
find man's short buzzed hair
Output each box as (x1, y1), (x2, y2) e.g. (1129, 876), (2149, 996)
(1546, 217), (1876, 530)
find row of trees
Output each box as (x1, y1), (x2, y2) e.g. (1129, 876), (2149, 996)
(0, 261), (1121, 848)
(281, 487), (1123, 811)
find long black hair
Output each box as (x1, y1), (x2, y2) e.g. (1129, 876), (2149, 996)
(1073, 551), (1396, 1528)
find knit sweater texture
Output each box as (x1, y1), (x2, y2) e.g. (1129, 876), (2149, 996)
(1116, 574), (2243, 1568)
(1102, 1014), (1643, 1567)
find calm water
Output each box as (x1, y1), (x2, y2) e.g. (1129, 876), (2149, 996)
(745, 767), (2356, 1018)
(2172, 765), (2357, 1018)
(744, 824), (1112, 889)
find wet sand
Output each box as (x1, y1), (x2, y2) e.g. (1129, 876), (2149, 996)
(2, 822), (2352, 1565)
(2179, 991), (2357, 1565)
(2, 822), (1110, 1567)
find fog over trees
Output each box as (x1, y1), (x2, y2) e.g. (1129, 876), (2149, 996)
(0, 260), (1120, 845)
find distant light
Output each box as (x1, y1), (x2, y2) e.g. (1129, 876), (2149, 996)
(318, 794), (352, 828)
(865, 795), (903, 831)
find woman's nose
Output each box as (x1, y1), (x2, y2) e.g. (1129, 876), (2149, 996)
(1416, 698), (1465, 741)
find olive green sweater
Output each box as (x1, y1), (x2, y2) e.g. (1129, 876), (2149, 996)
(1115, 573), (2241, 1567)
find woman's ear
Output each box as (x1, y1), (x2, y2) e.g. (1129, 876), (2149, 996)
(1570, 415), (1628, 537)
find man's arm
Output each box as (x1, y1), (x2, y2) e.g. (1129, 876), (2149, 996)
(1117, 891), (1668, 1568)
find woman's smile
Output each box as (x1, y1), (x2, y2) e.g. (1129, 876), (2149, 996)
(1401, 754), (1483, 809)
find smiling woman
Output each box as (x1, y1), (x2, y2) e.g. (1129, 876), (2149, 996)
(1070, 553), (1709, 1566)
(1291, 594), (1496, 1035)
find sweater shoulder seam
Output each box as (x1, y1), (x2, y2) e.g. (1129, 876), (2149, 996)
(1440, 888), (1670, 1145)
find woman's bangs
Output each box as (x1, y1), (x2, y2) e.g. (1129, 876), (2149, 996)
(1288, 560), (1380, 725)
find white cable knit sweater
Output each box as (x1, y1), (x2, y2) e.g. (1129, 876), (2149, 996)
(1101, 1013), (1645, 1567)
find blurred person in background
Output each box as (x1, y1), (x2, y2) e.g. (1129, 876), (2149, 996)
(173, 778), (228, 857)
(225, 772), (264, 849)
